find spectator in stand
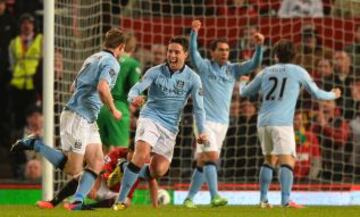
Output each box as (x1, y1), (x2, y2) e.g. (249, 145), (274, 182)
(230, 25), (272, 66)
(278, 0), (323, 18)
(295, 25), (333, 74)
(8, 13), (42, 129)
(0, 0), (16, 129)
(311, 100), (350, 181)
(350, 103), (360, 182)
(295, 26), (333, 110)
(24, 159), (42, 183)
(348, 79), (360, 178)
(13, 0), (42, 18)
(293, 111), (321, 181)
(236, 98), (260, 180)
(332, 0), (360, 17)
(142, 44), (167, 74)
(333, 50), (355, 120)
(315, 58), (335, 91)
(217, 0), (258, 18)
(230, 25), (258, 62)
(350, 79), (360, 110)
(10, 105), (42, 179)
(345, 24), (360, 75)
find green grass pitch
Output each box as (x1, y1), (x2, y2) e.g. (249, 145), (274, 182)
(0, 205), (359, 217)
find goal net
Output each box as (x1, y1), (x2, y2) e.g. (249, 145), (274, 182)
(54, 0), (360, 205)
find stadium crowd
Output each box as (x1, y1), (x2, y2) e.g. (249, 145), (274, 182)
(0, 0), (360, 187)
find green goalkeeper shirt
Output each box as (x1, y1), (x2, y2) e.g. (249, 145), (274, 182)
(112, 54), (141, 103)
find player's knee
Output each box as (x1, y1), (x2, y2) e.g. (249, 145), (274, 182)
(84, 168), (99, 178)
(204, 160), (217, 168)
(150, 165), (168, 178)
(132, 153), (147, 167)
(88, 157), (104, 174)
(280, 164), (294, 171)
(203, 152), (219, 162)
(151, 168), (166, 178)
(66, 166), (83, 177)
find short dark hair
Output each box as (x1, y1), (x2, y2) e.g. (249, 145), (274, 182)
(103, 28), (126, 49)
(25, 105), (42, 117)
(169, 36), (189, 52)
(19, 13), (35, 24)
(210, 38), (229, 51)
(273, 39), (295, 63)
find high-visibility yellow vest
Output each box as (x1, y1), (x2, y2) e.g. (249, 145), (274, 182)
(10, 34), (42, 90)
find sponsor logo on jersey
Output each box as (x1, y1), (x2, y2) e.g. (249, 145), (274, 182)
(109, 68), (116, 78)
(176, 80), (185, 89)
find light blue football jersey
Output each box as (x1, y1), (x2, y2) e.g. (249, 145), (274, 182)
(190, 30), (263, 124)
(66, 50), (120, 123)
(239, 63), (336, 126)
(128, 63), (206, 134)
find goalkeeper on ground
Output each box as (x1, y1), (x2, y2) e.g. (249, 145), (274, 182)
(36, 146), (158, 209)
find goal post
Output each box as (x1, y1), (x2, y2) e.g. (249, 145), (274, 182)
(42, 0), (54, 201)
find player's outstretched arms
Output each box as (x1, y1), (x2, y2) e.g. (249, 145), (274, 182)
(190, 20), (207, 72)
(331, 88), (342, 99)
(239, 73), (262, 97)
(192, 20), (201, 33)
(253, 32), (265, 46)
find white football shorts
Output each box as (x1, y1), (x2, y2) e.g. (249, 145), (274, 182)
(135, 118), (177, 162)
(60, 110), (101, 155)
(195, 121), (228, 154)
(257, 126), (296, 157)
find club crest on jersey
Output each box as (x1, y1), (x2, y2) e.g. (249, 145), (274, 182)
(73, 140), (82, 150)
(176, 80), (185, 89)
(109, 69), (116, 78)
(198, 87), (204, 96)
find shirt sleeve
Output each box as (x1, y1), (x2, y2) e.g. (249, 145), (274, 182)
(99, 57), (120, 88)
(128, 68), (158, 103)
(301, 68), (336, 100)
(191, 74), (206, 134)
(239, 71), (263, 97)
(190, 30), (207, 74)
(230, 45), (263, 79)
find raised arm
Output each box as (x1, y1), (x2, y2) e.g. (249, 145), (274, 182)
(231, 33), (265, 79)
(301, 69), (341, 100)
(239, 72), (263, 97)
(190, 20), (207, 72)
(128, 68), (157, 108)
